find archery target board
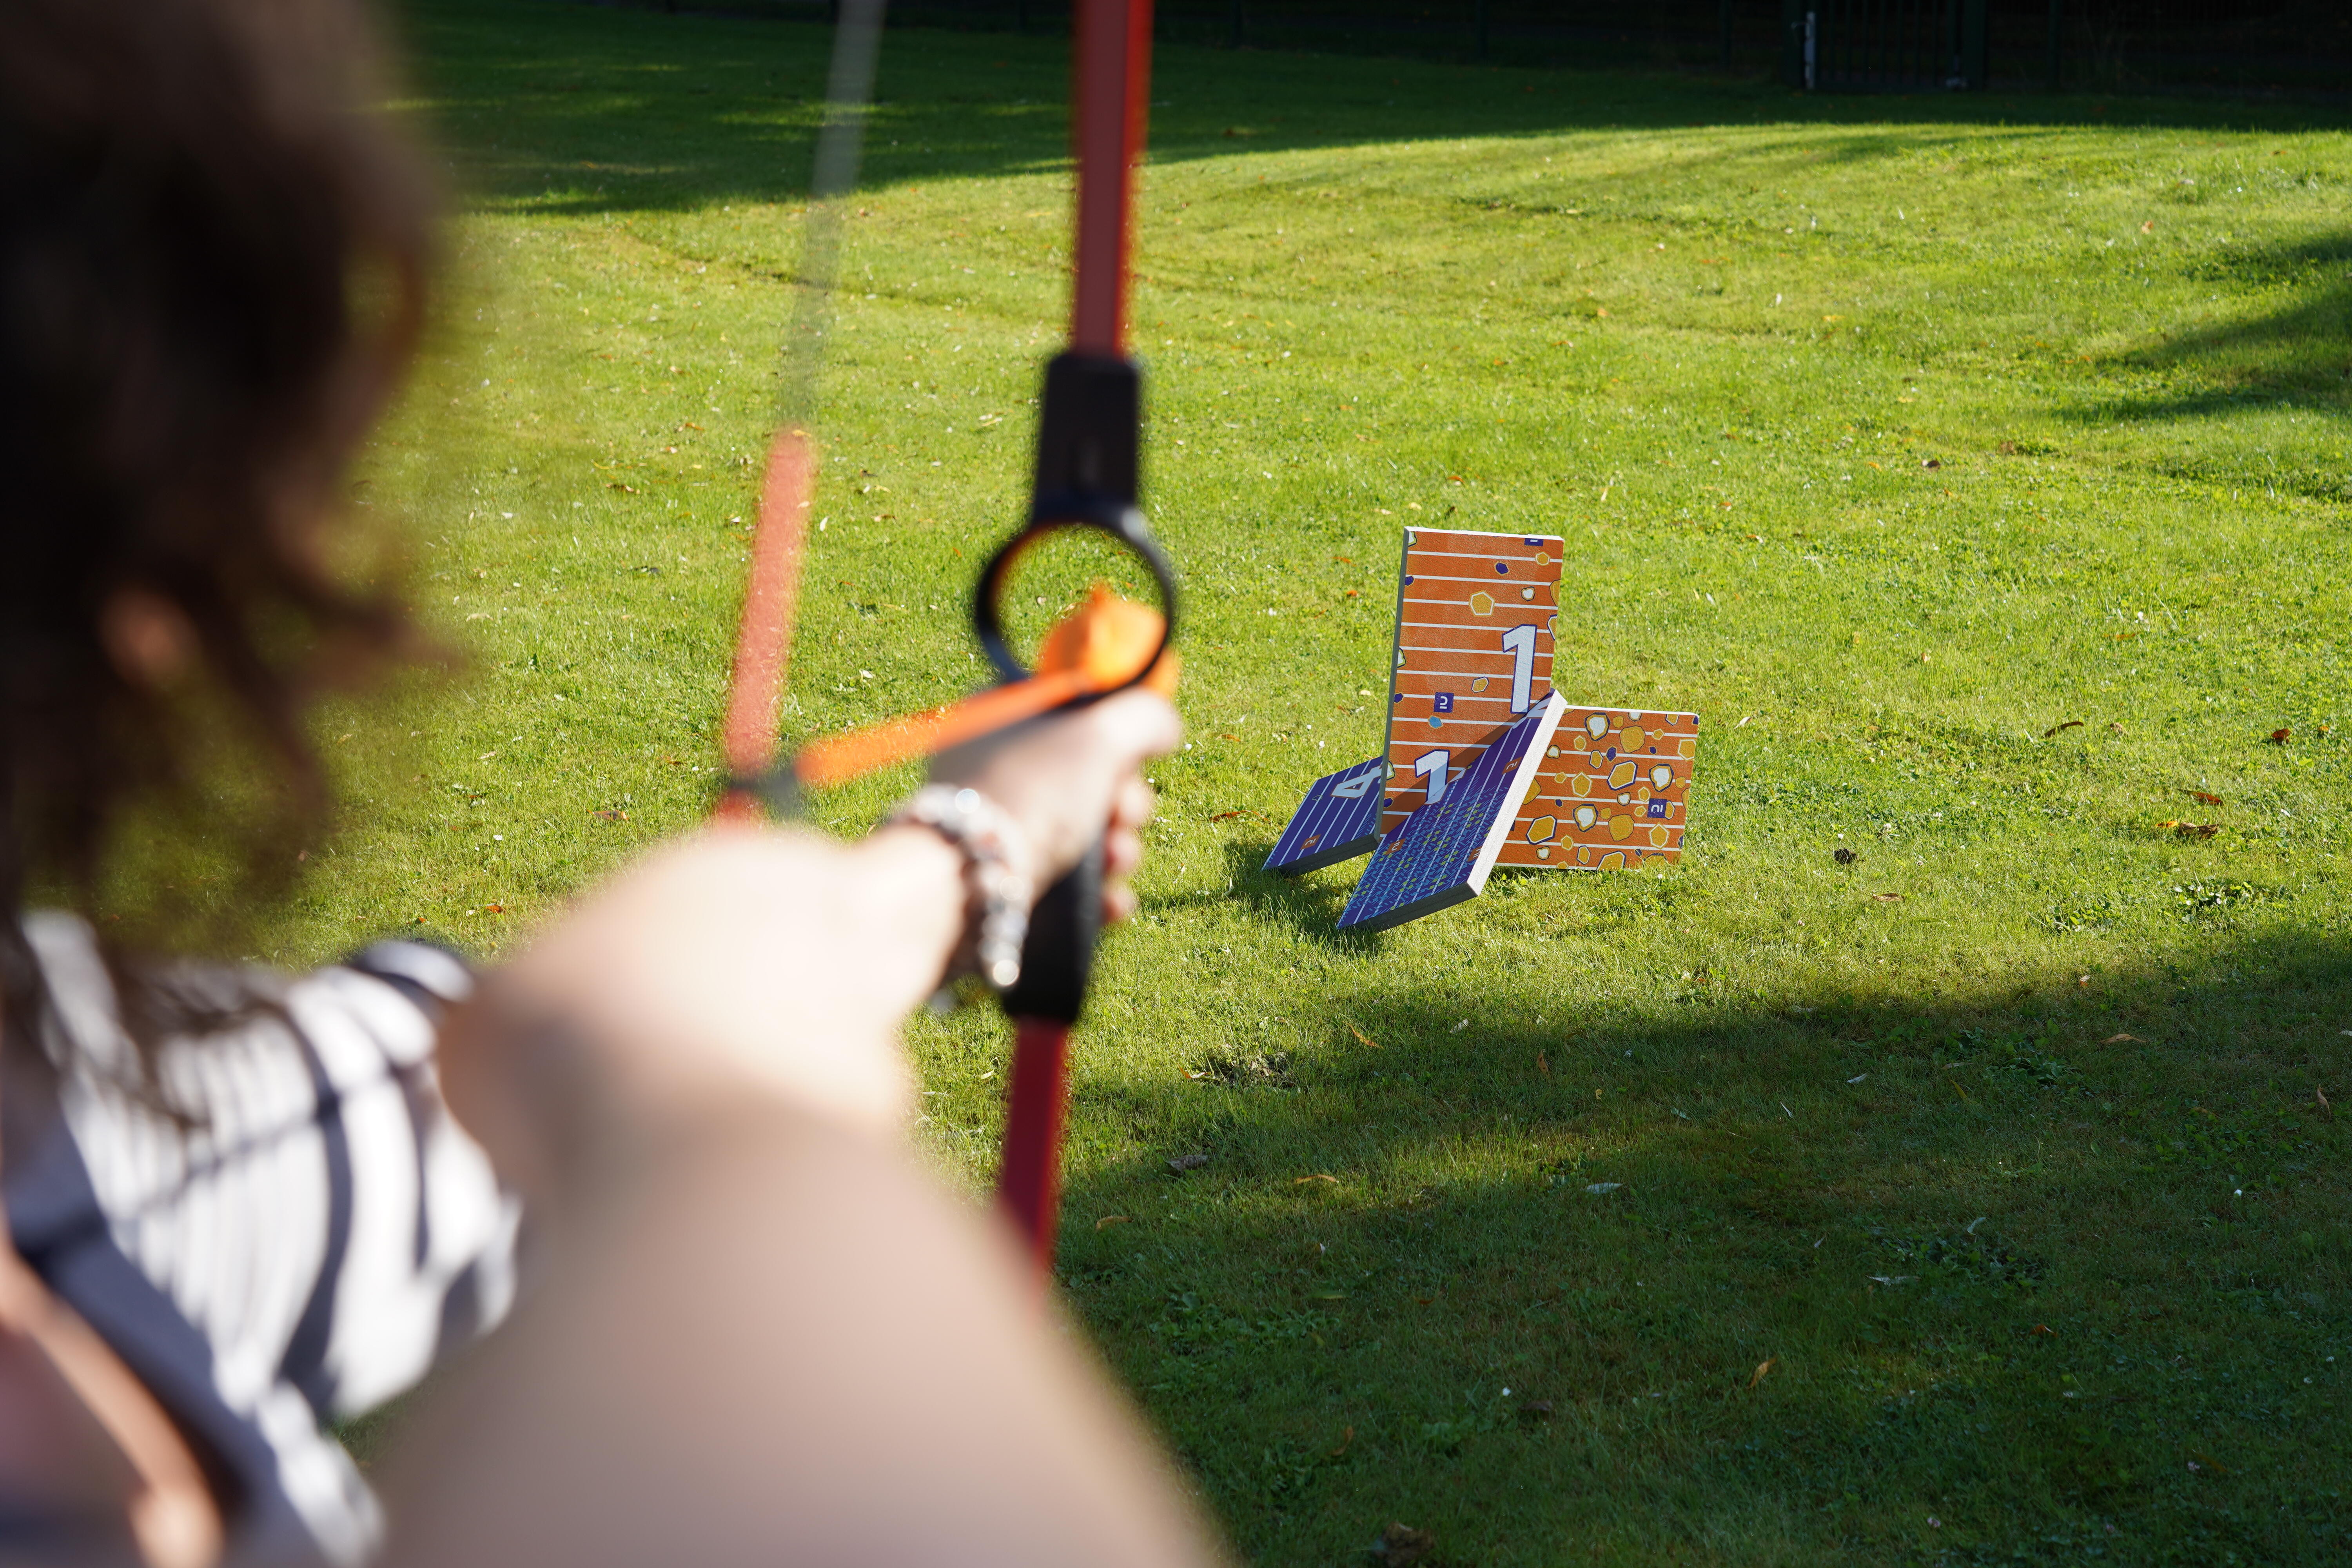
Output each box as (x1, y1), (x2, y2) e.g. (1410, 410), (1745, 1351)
(1508, 706), (1700, 869)
(1380, 528), (1562, 844)
(1338, 694), (1566, 933)
(1261, 755), (1384, 875)
(1262, 524), (1704, 895)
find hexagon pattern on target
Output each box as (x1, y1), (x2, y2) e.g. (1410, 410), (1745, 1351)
(1501, 706), (1700, 870)
(1379, 528), (1562, 841)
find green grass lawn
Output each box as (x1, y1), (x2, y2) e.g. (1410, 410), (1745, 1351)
(307, 3), (2352, 1560)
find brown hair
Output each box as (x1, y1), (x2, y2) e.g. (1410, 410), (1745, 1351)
(0, 0), (434, 1059)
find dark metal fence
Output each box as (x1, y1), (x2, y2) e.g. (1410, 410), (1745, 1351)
(647, 0), (2352, 95)
(1786, 0), (1990, 92)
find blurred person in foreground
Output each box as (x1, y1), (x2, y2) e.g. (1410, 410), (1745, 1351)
(0, 2), (1217, 1565)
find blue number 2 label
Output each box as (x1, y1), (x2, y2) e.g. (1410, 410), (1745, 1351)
(1500, 622), (1537, 713)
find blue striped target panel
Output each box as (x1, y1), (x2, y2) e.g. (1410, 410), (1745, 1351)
(1263, 756), (1387, 875)
(1336, 692), (1567, 934)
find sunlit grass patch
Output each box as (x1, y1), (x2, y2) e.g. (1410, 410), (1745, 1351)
(303, 4), (2352, 1561)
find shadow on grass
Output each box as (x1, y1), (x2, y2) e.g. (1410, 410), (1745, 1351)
(2071, 230), (2352, 441)
(400, 0), (2352, 223)
(1203, 837), (1379, 953)
(1049, 920), (2351, 1563)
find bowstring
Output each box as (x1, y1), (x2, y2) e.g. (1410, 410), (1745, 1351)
(718, 0), (890, 815)
(778, 0), (889, 431)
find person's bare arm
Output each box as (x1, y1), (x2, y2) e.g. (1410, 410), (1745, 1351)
(392, 690), (1223, 1567)
(379, 1099), (1219, 1568)
(434, 822), (968, 1205)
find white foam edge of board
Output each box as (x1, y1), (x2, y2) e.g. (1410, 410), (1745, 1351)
(1462, 690), (1569, 899)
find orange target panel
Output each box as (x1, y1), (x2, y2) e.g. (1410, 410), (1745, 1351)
(1378, 528), (1563, 840)
(1499, 706), (1700, 869)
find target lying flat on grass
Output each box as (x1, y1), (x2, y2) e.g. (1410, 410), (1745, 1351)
(1260, 755), (1384, 874)
(1267, 526), (1699, 930)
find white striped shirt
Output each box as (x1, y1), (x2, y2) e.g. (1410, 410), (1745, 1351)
(4, 914), (519, 1567)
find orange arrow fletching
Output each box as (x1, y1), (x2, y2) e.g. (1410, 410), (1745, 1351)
(1037, 583), (1180, 697)
(791, 583), (1177, 791)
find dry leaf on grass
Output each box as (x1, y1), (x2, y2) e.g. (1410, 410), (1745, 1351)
(1536, 1050), (1551, 1078)
(1834, 848), (1860, 865)
(1328, 1426), (1355, 1458)
(1094, 1215), (1131, 1231)
(1347, 1023), (1382, 1051)
(2104, 1033), (2140, 1044)
(1871, 891), (1904, 902)
(1749, 1357), (1777, 1388)
(2318, 1088), (2334, 1120)
(1373, 1524), (1436, 1567)
(2269, 728), (2291, 744)
(2184, 789), (2225, 806)
(2042, 719), (2085, 739)
(1294, 1173), (1341, 1187)
(2158, 820), (2221, 839)
(1166, 1153), (1210, 1174)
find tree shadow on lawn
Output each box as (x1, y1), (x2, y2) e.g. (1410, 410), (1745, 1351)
(1051, 922), (2351, 1563)
(401, 0), (2352, 222)
(2067, 229), (2352, 445)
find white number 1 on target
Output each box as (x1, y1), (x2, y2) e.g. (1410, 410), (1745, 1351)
(1414, 749), (1452, 806)
(1500, 622), (1537, 713)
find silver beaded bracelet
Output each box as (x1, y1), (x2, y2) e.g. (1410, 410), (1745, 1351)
(887, 784), (1034, 993)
